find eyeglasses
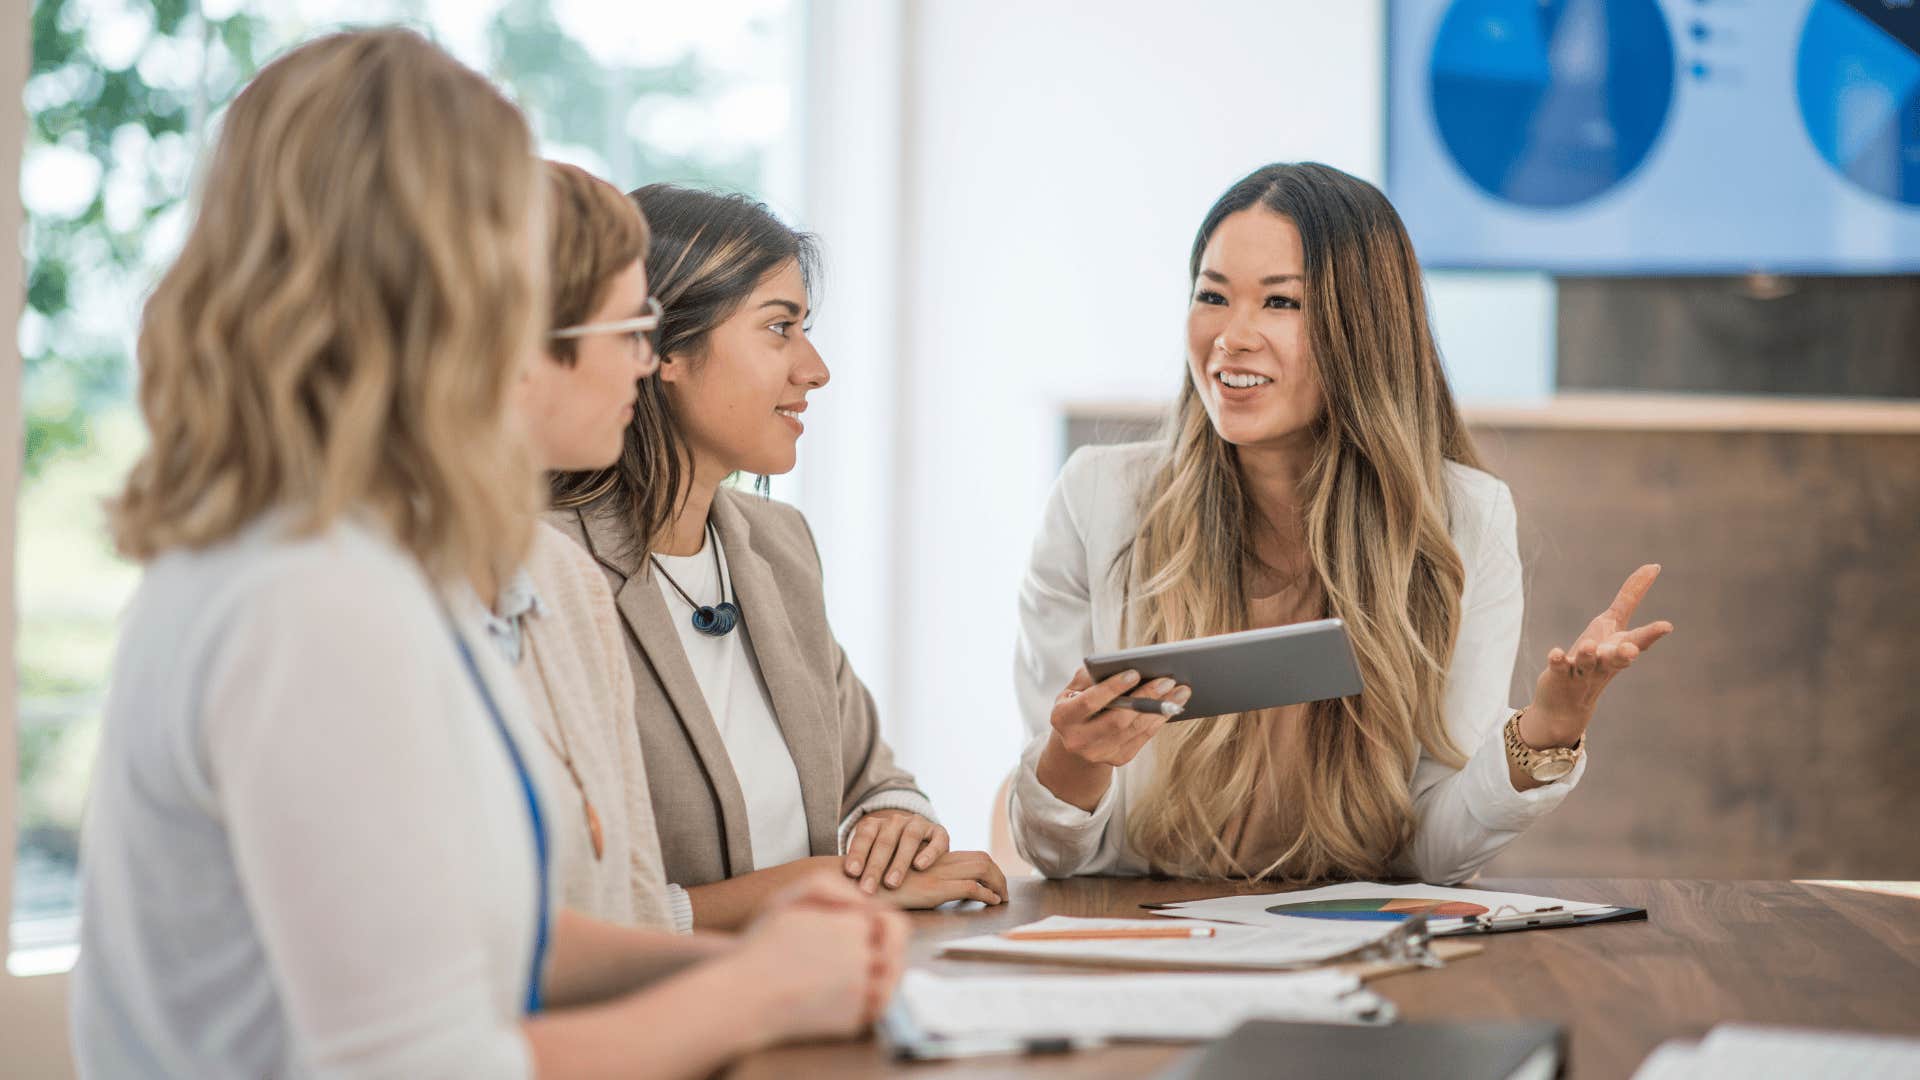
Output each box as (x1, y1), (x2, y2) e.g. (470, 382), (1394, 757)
(550, 296), (663, 375)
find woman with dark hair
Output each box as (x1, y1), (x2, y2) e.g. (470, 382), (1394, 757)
(1009, 162), (1673, 883)
(552, 185), (1007, 928)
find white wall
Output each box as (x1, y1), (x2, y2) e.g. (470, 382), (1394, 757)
(894, 1), (1391, 848)
(801, 0), (1555, 853)
(795, 0), (911, 716)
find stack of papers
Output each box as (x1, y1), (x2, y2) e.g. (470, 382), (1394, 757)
(894, 967), (1393, 1044)
(1633, 1025), (1920, 1079)
(1148, 881), (1621, 936)
(937, 914), (1400, 971)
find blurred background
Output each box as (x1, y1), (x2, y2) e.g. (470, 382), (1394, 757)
(7, 0), (1919, 998)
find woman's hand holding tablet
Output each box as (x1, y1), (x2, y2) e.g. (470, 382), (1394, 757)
(1053, 666), (1192, 766)
(1083, 620), (1364, 723)
(1035, 620), (1364, 812)
(1035, 666), (1191, 811)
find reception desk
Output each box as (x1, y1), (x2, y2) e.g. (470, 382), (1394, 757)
(1062, 394), (1920, 881)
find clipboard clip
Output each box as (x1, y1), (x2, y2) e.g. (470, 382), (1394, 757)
(1353, 912), (1442, 969)
(1463, 904), (1576, 933)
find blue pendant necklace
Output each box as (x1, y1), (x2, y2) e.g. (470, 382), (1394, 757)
(652, 523), (740, 637)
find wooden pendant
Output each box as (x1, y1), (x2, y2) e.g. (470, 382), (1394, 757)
(584, 797), (605, 861)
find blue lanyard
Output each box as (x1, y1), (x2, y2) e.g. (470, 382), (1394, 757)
(453, 634), (551, 1015)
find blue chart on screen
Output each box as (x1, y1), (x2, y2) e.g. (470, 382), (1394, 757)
(1796, 0), (1920, 207)
(1429, 0), (1675, 208)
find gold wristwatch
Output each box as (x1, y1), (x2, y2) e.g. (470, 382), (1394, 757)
(1503, 709), (1583, 783)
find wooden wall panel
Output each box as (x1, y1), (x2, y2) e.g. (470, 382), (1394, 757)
(1063, 412), (1920, 879)
(1476, 426), (1920, 879)
(1556, 276), (1920, 397)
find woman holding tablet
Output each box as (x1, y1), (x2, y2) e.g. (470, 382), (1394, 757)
(1009, 163), (1673, 884)
(75, 32), (901, 1077)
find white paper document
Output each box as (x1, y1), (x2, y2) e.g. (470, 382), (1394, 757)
(895, 967), (1393, 1043)
(936, 915), (1397, 971)
(1148, 881), (1617, 936)
(1632, 1025), (1920, 1079)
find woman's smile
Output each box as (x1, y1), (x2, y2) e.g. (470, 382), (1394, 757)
(1211, 366), (1277, 399)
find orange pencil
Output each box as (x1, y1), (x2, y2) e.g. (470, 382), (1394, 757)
(1002, 925), (1217, 942)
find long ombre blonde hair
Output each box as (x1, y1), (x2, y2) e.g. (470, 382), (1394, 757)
(110, 28), (544, 583)
(1123, 163), (1482, 882)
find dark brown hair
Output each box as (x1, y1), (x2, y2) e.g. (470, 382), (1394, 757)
(549, 185), (817, 556)
(543, 161), (651, 366)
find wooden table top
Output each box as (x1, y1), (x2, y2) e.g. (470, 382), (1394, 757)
(729, 877), (1920, 1080)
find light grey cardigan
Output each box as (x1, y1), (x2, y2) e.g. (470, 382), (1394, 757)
(73, 516), (541, 1078)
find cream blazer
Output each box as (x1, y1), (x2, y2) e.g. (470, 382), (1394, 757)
(1008, 441), (1588, 884)
(549, 488), (929, 888)
(513, 522), (677, 929)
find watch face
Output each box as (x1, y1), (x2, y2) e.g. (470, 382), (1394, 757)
(1531, 757), (1576, 782)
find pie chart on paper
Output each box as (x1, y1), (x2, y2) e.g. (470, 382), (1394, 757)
(1265, 897), (1492, 922)
(1428, 0), (1676, 208)
(1796, 0), (1920, 206)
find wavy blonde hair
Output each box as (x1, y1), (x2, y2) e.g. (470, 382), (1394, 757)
(1123, 163), (1482, 882)
(111, 28), (544, 583)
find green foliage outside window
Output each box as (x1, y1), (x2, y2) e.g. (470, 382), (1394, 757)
(14, 0), (789, 936)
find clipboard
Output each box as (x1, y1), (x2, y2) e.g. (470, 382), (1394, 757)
(1442, 903), (1646, 936)
(941, 912), (1469, 975)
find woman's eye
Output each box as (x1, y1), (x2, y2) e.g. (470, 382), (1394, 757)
(1265, 295), (1301, 310)
(1194, 290), (1226, 306)
(769, 321), (792, 338)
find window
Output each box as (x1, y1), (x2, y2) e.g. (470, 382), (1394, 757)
(12, 0), (803, 974)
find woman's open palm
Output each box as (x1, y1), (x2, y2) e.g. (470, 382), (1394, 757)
(1528, 564), (1675, 746)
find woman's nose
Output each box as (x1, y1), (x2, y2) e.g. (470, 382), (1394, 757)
(797, 339), (830, 389)
(1219, 306), (1262, 353)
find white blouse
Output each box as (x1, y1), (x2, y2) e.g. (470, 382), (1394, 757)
(72, 515), (550, 1079)
(652, 534), (812, 870)
(1008, 441), (1587, 884)
(647, 525), (937, 931)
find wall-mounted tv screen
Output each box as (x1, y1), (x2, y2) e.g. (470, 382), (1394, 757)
(1388, 0), (1920, 274)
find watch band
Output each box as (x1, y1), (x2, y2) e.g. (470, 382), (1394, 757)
(1504, 708), (1583, 783)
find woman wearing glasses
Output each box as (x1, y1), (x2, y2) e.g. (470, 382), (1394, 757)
(550, 186), (1009, 930)
(74, 35), (902, 1078)
(490, 161), (672, 928)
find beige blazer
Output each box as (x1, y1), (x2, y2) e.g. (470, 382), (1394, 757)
(548, 488), (926, 888)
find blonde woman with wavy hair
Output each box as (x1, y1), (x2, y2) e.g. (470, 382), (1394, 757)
(1009, 163), (1674, 884)
(75, 29), (900, 1080)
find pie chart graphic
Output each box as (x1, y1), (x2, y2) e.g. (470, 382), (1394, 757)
(1796, 0), (1920, 206)
(1264, 897), (1491, 922)
(1428, 0), (1676, 208)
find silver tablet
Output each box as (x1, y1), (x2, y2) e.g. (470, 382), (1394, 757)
(1084, 618), (1364, 722)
